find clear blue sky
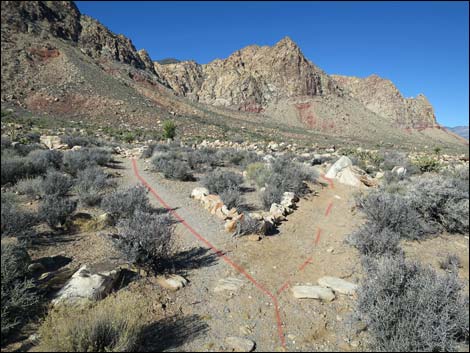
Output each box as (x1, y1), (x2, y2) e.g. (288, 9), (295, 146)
(76, 1), (469, 127)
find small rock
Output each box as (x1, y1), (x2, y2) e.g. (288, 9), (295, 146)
(191, 187), (209, 201)
(156, 274), (188, 291)
(214, 277), (244, 293)
(291, 285), (335, 301)
(317, 276), (358, 295)
(28, 262), (46, 273)
(225, 336), (256, 352)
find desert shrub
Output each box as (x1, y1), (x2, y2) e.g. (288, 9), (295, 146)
(217, 149), (261, 168)
(162, 120), (176, 140)
(12, 143), (45, 157)
(24, 131), (41, 143)
(39, 171), (73, 196)
(60, 135), (93, 148)
(27, 149), (63, 172)
(220, 187), (244, 210)
(412, 155), (441, 173)
(141, 143), (157, 159)
(356, 191), (433, 240)
(439, 254), (462, 272)
(62, 150), (91, 175)
(1, 197), (37, 237)
(348, 223), (402, 258)
(63, 148), (111, 176)
(233, 213), (261, 237)
(357, 256), (469, 351)
(101, 185), (152, 219)
(75, 166), (113, 206)
(115, 210), (175, 271)
(186, 148), (219, 171)
(16, 176), (42, 197)
(1, 135), (11, 149)
(246, 162), (271, 187)
(201, 170), (243, 195)
(260, 184), (284, 210)
(1, 156), (33, 185)
(1, 242), (38, 342)
(155, 158), (193, 181)
(379, 150), (411, 171)
(38, 293), (145, 352)
(406, 174), (469, 234)
(39, 195), (76, 229)
(87, 147), (112, 166)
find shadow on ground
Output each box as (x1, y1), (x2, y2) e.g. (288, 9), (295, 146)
(170, 246), (219, 274)
(138, 314), (209, 352)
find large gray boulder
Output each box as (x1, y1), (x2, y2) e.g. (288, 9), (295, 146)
(52, 264), (120, 305)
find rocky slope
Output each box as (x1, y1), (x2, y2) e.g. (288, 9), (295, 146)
(331, 74), (437, 129)
(1, 1), (467, 152)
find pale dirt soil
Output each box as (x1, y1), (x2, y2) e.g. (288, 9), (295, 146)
(9, 156), (468, 352)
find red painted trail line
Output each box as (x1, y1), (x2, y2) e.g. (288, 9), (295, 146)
(325, 202), (334, 217)
(131, 159), (286, 348)
(314, 227), (323, 246)
(320, 174), (335, 189)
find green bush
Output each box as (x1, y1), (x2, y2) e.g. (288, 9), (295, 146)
(201, 170), (243, 195)
(162, 120), (176, 140)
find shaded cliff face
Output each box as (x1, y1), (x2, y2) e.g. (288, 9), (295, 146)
(154, 37), (343, 112)
(1, 1), (156, 75)
(331, 74), (437, 129)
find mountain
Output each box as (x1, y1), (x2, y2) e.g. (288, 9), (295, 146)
(331, 74), (437, 130)
(1, 1), (467, 152)
(446, 126), (469, 140)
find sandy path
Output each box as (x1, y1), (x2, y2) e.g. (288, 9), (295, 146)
(118, 157), (364, 351)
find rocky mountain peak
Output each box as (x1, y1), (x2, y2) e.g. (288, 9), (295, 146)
(332, 74), (437, 128)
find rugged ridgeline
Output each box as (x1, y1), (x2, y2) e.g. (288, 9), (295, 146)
(331, 74), (437, 130)
(1, 1), (467, 151)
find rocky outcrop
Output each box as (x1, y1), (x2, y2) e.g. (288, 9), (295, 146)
(1, 1), (82, 41)
(332, 74), (438, 129)
(155, 37), (343, 111)
(1, 1), (156, 75)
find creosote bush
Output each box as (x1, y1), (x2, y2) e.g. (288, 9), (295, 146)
(38, 293), (146, 352)
(15, 176), (42, 197)
(1, 242), (38, 342)
(115, 210), (175, 272)
(357, 256), (469, 351)
(63, 148), (111, 176)
(101, 185), (152, 219)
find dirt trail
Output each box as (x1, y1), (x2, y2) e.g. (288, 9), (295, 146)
(118, 157), (364, 351)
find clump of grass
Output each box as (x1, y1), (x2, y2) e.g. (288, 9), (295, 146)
(37, 292), (146, 352)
